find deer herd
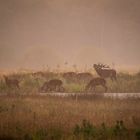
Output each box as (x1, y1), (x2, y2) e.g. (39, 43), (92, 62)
(3, 63), (117, 93)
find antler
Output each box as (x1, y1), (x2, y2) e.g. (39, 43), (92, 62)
(97, 63), (110, 68)
(102, 64), (110, 68)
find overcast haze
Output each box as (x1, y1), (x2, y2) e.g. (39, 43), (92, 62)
(0, 0), (140, 71)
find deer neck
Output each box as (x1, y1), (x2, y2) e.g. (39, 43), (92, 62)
(95, 68), (102, 75)
(4, 77), (8, 82)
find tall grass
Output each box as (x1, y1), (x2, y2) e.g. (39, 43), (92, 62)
(0, 71), (140, 95)
(0, 95), (140, 139)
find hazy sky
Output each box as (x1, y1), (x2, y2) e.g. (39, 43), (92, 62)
(0, 0), (140, 71)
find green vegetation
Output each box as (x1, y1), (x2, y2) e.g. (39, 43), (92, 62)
(0, 71), (140, 94)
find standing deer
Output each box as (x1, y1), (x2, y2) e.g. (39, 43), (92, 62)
(76, 72), (93, 83)
(93, 63), (117, 81)
(4, 75), (20, 89)
(85, 77), (107, 92)
(40, 79), (64, 92)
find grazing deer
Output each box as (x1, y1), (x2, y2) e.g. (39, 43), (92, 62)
(76, 72), (93, 83)
(63, 72), (77, 82)
(4, 75), (19, 89)
(85, 77), (107, 92)
(40, 79), (64, 92)
(32, 71), (56, 79)
(93, 63), (117, 81)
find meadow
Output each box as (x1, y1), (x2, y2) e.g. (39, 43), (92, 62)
(0, 95), (140, 140)
(0, 70), (140, 95)
(0, 71), (140, 140)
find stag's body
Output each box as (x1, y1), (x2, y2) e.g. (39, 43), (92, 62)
(94, 64), (117, 81)
(4, 76), (19, 89)
(85, 77), (107, 92)
(40, 79), (64, 92)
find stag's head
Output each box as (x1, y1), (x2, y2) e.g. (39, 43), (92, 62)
(93, 64), (98, 68)
(93, 63), (102, 69)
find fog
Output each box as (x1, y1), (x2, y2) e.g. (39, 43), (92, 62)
(0, 0), (140, 71)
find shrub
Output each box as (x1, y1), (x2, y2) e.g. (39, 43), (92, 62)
(73, 120), (96, 140)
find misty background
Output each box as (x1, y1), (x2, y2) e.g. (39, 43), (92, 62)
(0, 0), (140, 72)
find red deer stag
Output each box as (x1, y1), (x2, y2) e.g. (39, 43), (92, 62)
(85, 77), (107, 92)
(4, 75), (19, 89)
(93, 63), (117, 81)
(40, 79), (64, 92)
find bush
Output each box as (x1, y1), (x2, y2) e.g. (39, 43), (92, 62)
(73, 120), (96, 140)
(136, 129), (140, 140)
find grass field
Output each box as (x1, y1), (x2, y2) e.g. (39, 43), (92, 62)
(0, 71), (140, 95)
(0, 71), (140, 139)
(0, 95), (140, 140)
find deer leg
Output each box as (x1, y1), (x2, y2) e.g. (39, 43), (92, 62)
(56, 86), (59, 92)
(57, 86), (61, 92)
(89, 86), (94, 92)
(45, 85), (49, 92)
(50, 86), (54, 92)
(54, 86), (57, 92)
(114, 75), (117, 81)
(91, 86), (95, 93)
(16, 84), (20, 89)
(41, 84), (47, 92)
(60, 86), (64, 92)
(56, 85), (60, 92)
(85, 84), (89, 92)
(59, 86), (62, 92)
(45, 86), (50, 92)
(54, 85), (57, 92)
(103, 84), (107, 92)
(110, 76), (113, 81)
(44, 86), (48, 92)
(43, 85), (47, 92)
